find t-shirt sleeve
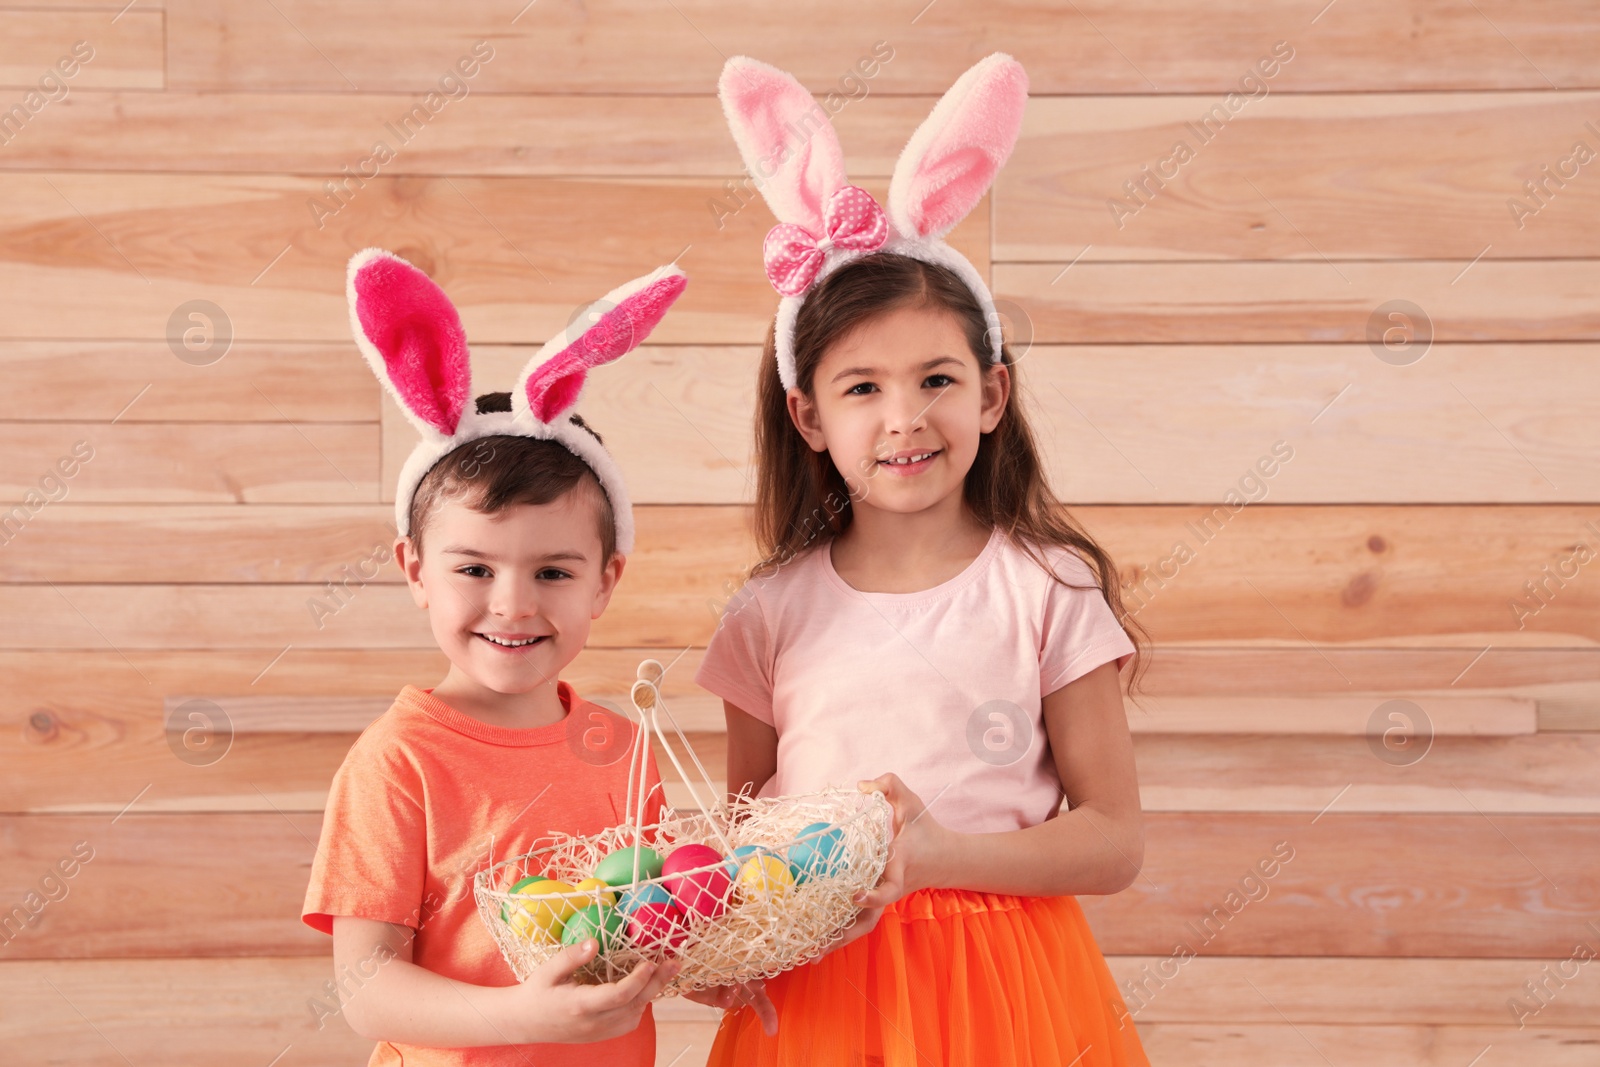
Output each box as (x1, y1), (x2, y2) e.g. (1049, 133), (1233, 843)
(1038, 548), (1137, 696)
(302, 731), (429, 935)
(694, 586), (776, 726)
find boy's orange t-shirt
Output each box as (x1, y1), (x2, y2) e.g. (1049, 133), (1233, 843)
(303, 681), (670, 1067)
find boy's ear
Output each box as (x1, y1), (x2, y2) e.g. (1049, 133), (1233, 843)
(394, 536), (429, 610)
(591, 553), (627, 620)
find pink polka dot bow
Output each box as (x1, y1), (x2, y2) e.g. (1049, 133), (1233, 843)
(762, 185), (889, 296)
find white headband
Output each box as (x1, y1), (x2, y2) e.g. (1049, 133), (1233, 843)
(719, 53), (1029, 390)
(346, 247), (688, 555)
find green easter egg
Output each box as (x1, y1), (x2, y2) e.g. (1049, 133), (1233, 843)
(593, 845), (664, 887)
(561, 903), (626, 953)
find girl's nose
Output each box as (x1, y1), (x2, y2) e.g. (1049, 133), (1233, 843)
(882, 386), (931, 434)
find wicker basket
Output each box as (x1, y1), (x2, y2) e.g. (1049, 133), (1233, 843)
(473, 659), (893, 996)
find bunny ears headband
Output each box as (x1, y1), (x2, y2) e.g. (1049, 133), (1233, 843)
(718, 53), (1028, 391)
(347, 248), (688, 555)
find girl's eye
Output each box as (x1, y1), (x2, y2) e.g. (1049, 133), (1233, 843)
(925, 373), (955, 388)
(457, 564), (491, 579)
(845, 382), (877, 395)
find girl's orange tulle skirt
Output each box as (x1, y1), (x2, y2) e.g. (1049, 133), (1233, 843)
(706, 887), (1150, 1067)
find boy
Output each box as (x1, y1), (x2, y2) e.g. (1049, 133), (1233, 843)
(302, 432), (683, 1064)
(305, 249), (773, 1064)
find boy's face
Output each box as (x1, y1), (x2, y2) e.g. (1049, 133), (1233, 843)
(396, 485), (624, 696)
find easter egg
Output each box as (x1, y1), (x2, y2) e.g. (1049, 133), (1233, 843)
(721, 844), (769, 882)
(506, 879), (577, 943)
(787, 823), (848, 884)
(593, 845), (664, 887)
(561, 903), (626, 953)
(618, 883), (675, 914)
(499, 875), (549, 923)
(661, 844), (733, 919)
(626, 900), (687, 952)
(574, 876), (618, 908)
(736, 855), (795, 904)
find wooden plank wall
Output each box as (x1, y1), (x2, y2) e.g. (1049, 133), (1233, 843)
(3, 2), (1599, 1064)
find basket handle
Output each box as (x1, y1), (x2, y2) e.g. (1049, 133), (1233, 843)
(620, 660), (738, 867)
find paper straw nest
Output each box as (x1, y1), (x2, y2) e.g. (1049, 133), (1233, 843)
(473, 660), (893, 996)
(475, 785), (892, 994)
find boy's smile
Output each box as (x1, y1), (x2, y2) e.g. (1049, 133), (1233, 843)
(395, 481), (624, 728)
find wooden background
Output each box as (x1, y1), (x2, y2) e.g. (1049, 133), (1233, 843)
(3, 1), (1599, 1064)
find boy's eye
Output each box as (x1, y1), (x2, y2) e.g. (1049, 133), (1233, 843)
(457, 565), (573, 580)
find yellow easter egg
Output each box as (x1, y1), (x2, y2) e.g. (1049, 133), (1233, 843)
(574, 877), (618, 908)
(736, 855), (794, 903)
(508, 879), (577, 943)
(509, 907), (557, 943)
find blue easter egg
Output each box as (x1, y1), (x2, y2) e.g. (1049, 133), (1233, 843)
(617, 883), (675, 914)
(787, 822), (847, 884)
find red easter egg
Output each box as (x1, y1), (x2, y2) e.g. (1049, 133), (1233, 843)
(661, 844), (732, 919)
(627, 900), (687, 951)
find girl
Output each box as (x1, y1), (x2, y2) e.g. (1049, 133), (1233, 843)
(694, 56), (1152, 1065)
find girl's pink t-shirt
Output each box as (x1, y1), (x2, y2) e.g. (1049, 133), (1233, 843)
(695, 528), (1136, 834)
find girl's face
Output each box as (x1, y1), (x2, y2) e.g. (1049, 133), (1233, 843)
(788, 303), (1009, 517)
(395, 485), (624, 697)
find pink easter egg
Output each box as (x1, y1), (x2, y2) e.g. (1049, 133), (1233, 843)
(627, 900), (687, 952)
(661, 844), (732, 919)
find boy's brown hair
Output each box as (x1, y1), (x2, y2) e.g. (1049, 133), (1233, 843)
(407, 393), (617, 563)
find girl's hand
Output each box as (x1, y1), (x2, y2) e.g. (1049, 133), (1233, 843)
(853, 773), (957, 911)
(682, 980), (779, 1035)
(817, 896), (886, 958)
(504, 938), (682, 1044)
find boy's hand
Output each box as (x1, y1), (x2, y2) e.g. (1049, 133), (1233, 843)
(506, 937), (682, 1044)
(682, 980), (779, 1035)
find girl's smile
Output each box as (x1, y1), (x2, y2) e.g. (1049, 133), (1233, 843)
(878, 448), (942, 475)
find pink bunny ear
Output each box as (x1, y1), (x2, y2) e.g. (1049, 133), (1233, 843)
(719, 56), (849, 236)
(347, 248), (471, 437)
(888, 53), (1029, 241)
(516, 266), (688, 424)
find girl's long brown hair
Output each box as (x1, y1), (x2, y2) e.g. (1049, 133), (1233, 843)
(750, 252), (1149, 697)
